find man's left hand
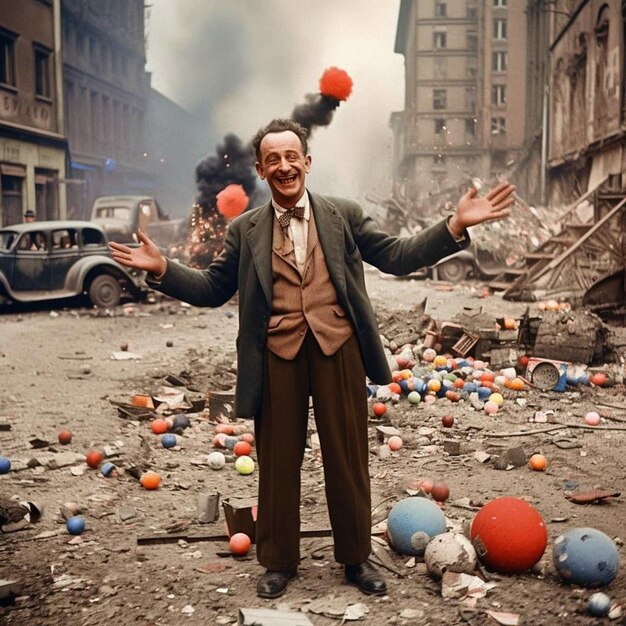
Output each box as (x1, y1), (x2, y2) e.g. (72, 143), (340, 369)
(448, 181), (515, 238)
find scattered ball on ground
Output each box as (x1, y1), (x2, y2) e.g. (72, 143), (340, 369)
(85, 450), (103, 469)
(587, 593), (612, 617)
(407, 391), (421, 405)
(585, 411), (601, 426)
(553, 528), (620, 587)
(140, 471), (161, 490)
(442, 415), (454, 428)
(431, 482), (450, 503)
(151, 418), (168, 434)
(207, 451), (226, 470)
(100, 462), (116, 477)
(215, 423), (234, 435)
(235, 455), (255, 475)
(373, 402), (387, 417)
(66, 515), (86, 535)
(229, 532), (252, 555)
(388, 435), (403, 451)
(233, 441), (252, 457)
(425, 532), (478, 579)
(484, 401), (499, 415)
(58, 430), (72, 445)
(471, 497), (547, 574)
(387, 497), (447, 556)
(529, 454), (547, 471)
(161, 433), (177, 449)
(0, 456), (11, 474)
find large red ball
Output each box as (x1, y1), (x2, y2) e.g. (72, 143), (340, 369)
(470, 497), (547, 574)
(319, 67), (353, 101)
(216, 184), (249, 219)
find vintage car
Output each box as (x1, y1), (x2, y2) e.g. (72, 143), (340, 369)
(0, 221), (148, 308)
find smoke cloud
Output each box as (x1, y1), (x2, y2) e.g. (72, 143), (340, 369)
(145, 1), (403, 204)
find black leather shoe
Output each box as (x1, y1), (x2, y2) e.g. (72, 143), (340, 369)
(256, 569), (297, 599)
(345, 561), (387, 595)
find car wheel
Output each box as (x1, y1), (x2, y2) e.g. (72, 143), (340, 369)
(437, 258), (469, 282)
(89, 275), (122, 308)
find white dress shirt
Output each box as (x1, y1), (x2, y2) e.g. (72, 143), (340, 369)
(272, 190), (310, 273)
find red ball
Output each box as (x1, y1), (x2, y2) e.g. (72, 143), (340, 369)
(388, 382), (402, 395)
(241, 433), (254, 444)
(319, 66), (353, 101)
(470, 497), (547, 574)
(151, 418), (168, 434)
(85, 450), (103, 469)
(216, 184), (248, 219)
(233, 441), (252, 457)
(431, 481), (450, 502)
(441, 415), (454, 428)
(215, 423), (234, 435)
(58, 430), (73, 445)
(373, 402), (387, 417)
(519, 354), (530, 368)
(229, 532), (251, 555)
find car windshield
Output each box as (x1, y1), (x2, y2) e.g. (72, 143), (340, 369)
(0, 231), (18, 251)
(95, 206), (131, 220)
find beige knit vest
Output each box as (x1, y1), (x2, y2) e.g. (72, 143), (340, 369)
(267, 209), (353, 360)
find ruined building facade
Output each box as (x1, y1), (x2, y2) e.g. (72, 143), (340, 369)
(61, 0), (153, 218)
(392, 0), (528, 205)
(0, 0), (67, 226)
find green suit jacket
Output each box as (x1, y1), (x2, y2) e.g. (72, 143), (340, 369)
(151, 192), (469, 417)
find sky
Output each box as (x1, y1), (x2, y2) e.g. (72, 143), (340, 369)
(144, 1), (405, 203)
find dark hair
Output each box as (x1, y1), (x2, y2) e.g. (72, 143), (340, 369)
(252, 118), (309, 161)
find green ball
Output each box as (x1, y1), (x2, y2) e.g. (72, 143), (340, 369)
(407, 391), (421, 404)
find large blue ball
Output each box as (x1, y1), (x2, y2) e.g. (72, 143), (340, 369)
(0, 456), (11, 474)
(162, 433), (177, 449)
(386, 497), (446, 556)
(67, 516), (86, 535)
(553, 528), (620, 587)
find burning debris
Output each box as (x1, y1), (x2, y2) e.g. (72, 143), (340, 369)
(172, 67), (354, 268)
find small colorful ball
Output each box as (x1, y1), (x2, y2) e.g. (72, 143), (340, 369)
(235, 455), (255, 475)
(58, 430), (73, 445)
(140, 471), (161, 490)
(388, 435), (403, 451)
(233, 441), (252, 457)
(489, 392), (504, 406)
(407, 391), (421, 405)
(442, 415), (454, 428)
(373, 402), (387, 417)
(529, 454), (548, 471)
(161, 433), (177, 449)
(484, 401), (499, 415)
(66, 515), (86, 535)
(422, 348), (437, 362)
(585, 411), (601, 426)
(229, 532), (252, 555)
(430, 481), (450, 503)
(587, 593), (612, 617)
(150, 418), (168, 434)
(207, 451), (226, 470)
(387, 497), (446, 556)
(0, 456), (11, 474)
(85, 450), (103, 469)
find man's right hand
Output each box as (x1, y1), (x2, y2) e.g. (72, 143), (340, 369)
(109, 228), (167, 277)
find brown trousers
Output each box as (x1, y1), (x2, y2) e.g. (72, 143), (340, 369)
(254, 332), (371, 571)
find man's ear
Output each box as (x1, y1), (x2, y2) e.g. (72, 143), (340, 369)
(255, 161), (265, 180)
(305, 154), (312, 173)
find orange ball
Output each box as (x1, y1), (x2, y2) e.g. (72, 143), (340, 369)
(86, 450), (103, 468)
(58, 430), (73, 445)
(373, 402), (387, 417)
(391, 370), (403, 383)
(140, 471), (161, 490)
(529, 454), (547, 471)
(240, 433), (254, 444)
(389, 382), (402, 395)
(387, 435), (403, 451)
(229, 532), (251, 555)
(510, 378), (525, 391)
(215, 423), (234, 435)
(151, 418), (168, 434)
(454, 378), (465, 389)
(233, 441), (252, 457)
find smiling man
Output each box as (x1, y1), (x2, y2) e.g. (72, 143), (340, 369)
(110, 118), (515, 599)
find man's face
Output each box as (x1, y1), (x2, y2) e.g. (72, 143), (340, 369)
(255, 130), (311, 208)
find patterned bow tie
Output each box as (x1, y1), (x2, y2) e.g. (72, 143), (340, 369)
(278, 205), (305, 231)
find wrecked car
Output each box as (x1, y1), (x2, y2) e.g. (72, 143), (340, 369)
(0, 221), (148, 308)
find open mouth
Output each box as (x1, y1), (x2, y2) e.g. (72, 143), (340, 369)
(278, 175), (297, 185)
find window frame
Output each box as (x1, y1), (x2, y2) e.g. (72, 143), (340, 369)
(493, 18), (507, 40)
(492, 51), (508, 72)
(33, 43), (52, 99)
(433, 89), (447, 110)
(434, 32), (447, 49)
(0, 27), (18, 88)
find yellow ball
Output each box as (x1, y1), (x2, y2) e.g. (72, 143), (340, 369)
(428, 379), (442, 392)
(433, 355), (447, 368)
(489, 392), (504, 406)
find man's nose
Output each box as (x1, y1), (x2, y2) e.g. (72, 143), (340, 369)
(279, 157), (291, 171)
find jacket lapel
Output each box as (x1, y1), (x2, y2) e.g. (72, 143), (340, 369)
(246, 202), (274, 306)
(309, 193), (347, 298)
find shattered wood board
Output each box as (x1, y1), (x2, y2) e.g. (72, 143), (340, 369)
(238, 608), (314, 625)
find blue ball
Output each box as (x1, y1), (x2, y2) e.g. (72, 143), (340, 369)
(399, 379), (410, 394)
(161, 433), (177, 449)
(553, 528), (620, 587)
(476, 386), (492, 400)
(0, 456), (11, 474)
(588, 592), (612, 617)
(386, 497), (446, 556)
(67, 516), (86, 535)
(100, 462), (116, 477)
(412, 378), (426, 394)
(463, 382), (478, 394)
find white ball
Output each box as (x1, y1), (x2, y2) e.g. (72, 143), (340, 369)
(424, 532), (477, 579)
(207, 451), (226, 470)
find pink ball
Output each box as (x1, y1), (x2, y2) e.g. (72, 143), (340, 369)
(388, 435), (403, 451)
(424, 394), (437, 405)
(585, 411), (600, 426)
(484, 401), (499, 415)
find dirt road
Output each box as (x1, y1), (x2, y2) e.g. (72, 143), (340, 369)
(0, 272), (624, 625)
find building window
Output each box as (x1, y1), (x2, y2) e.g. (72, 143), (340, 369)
(493, 51), (507, 72)
(492, 84), (507, 106)
(467, 5), (478, 19)
(433, 89), (447, 110)
(466, 30), (478, 50)
(0, 30), (17, 87)
(434, 32), (447, 49)
(493, 19), (507, 40)
(491, 117), (506, 135)
(434, 57), (447, 79)
(467, 57), (478, 78)
(435, 2), (447, 18)
(465, 118), (476, 136)
(435, 118), (446, 134)
(494, 0), (507, 6)
(34, 45), (51, 98)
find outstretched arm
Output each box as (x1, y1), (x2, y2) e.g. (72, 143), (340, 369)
(448, 181), (515, 238)
(109, 228), (166, 277)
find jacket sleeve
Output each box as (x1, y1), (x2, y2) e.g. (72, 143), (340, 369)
(146, 219), (240, 307)
(343, 200), (470, 276)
